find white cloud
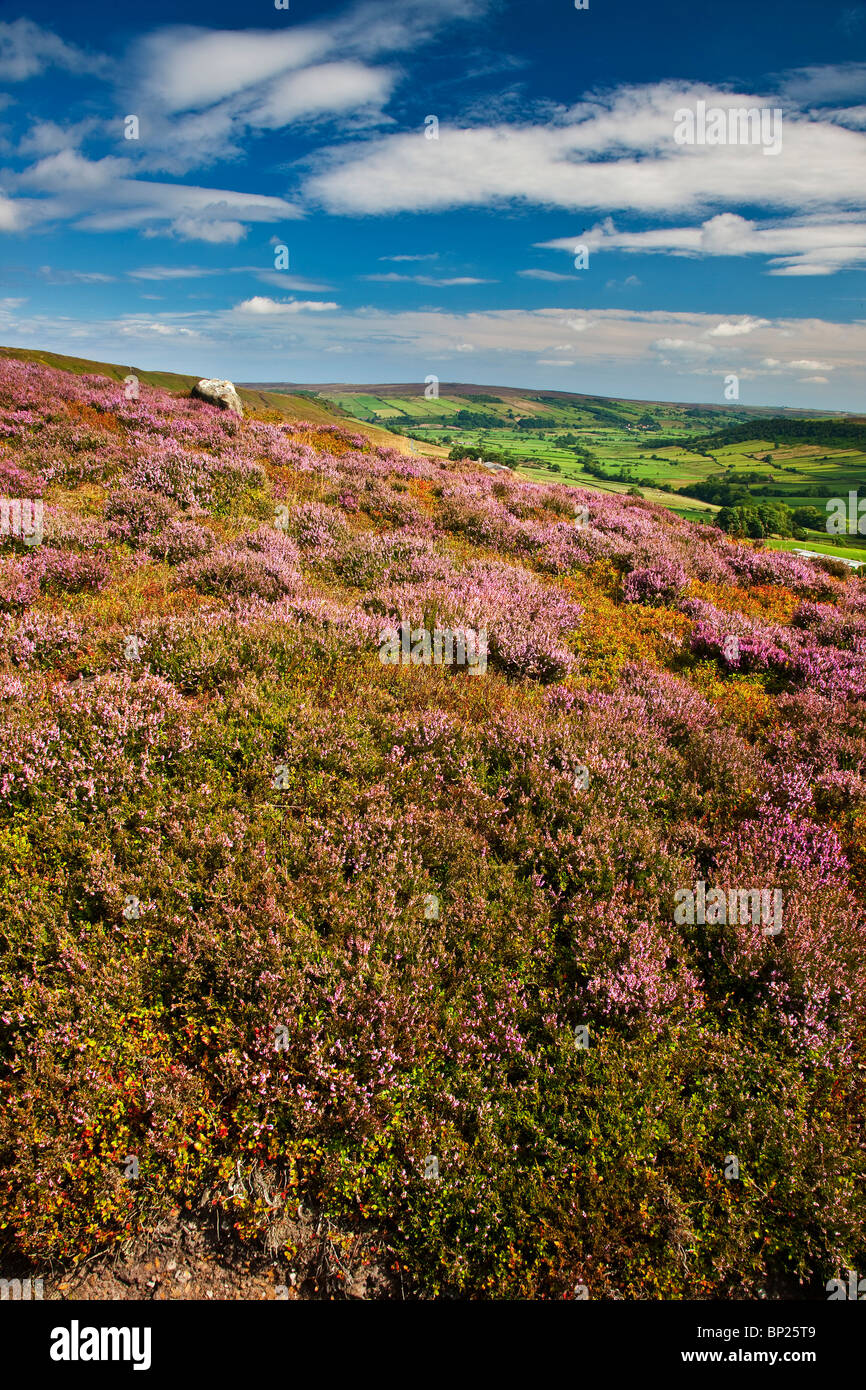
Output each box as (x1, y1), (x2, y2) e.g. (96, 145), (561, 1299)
(134, 26), (331, 114)
(653, 337), (714, 354)
(118, 320), (199, 338)
(9, 152), (300, 242)
(246, 62), (397, 128)
(18, 118), (100, 156)
(304, 83), (866, 219)
(518, 269), (574, 281)
(707, 316), (771, 337)
(126, 1), (488, 173)
(235, 296), (339, 314)
(362, 273), (493, 284)
(768, 262), (836, 276)
(0, 19), (105, 81)
(0, 194), (24, 232)
(540, 210), (866, 277)
(170, 217), (247, 244)
(19, 149), (133, 191)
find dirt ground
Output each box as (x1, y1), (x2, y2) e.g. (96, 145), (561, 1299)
(27, 1207), (401, 1302)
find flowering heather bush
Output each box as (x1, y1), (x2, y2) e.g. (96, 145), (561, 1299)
(373, 558), (583, 680)
(0, 608), (83, 668)
(336, 531), (452, 588)
(41, 505), (110, 552)
(439, 478), (533, 551)
(0, 668), (191, 807)
(37, 546), (110, 595)
(124, 435), (266, 508)
(0, 354), (864, 1302)
(682, 595), (866, 699)
(623, 561), (688, 605)
(357, 477), (425, 528)
(284, 501), (350, 561)
(0, 555), (40, 611)
(104, 487), (178, 542)
(0, 455), (43, 497)
(146, 517), (215, 565)
(723, 543), (837, 597)
(178, 527), (299, 602)
(791, 599), (866, 649)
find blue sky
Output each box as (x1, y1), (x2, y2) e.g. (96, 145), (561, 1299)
(1, 0), (866, 406)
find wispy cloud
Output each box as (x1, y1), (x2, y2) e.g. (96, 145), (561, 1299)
(518, 269), (573, 282)
(8, 149), (300, 242)
(126, 265), (332, 290)
(362, 273), (494, 285)
(0, 18), (106, 81)
(124, 0), (489, 174)
(539, 211), (866, 277)
(39, 267), (116, 284)
(779, 62), (866, 104)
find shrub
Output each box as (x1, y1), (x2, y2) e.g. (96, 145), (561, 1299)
(105, 488), (177, 542)
(178, 528), (299, 602)
(623, 562), (688, 605)
(146, 518), (215, 565)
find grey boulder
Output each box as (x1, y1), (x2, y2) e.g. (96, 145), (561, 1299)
(191, 378), (244, 417)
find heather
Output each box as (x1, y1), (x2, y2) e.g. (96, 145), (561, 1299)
(0, 356), (864, 1299)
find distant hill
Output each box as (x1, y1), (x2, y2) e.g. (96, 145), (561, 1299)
(684, 416), (866, 451)
(240, 379), (845, 425)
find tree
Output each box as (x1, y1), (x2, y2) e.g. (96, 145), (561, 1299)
(716, 505), (764, 538)
(756, 502), (793, 537)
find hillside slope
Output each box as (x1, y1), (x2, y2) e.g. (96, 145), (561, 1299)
(0, 344), (426, 454)
(0, 354), (864, 1300)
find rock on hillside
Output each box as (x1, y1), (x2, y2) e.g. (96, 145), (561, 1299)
(191, 377), (244, 416)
